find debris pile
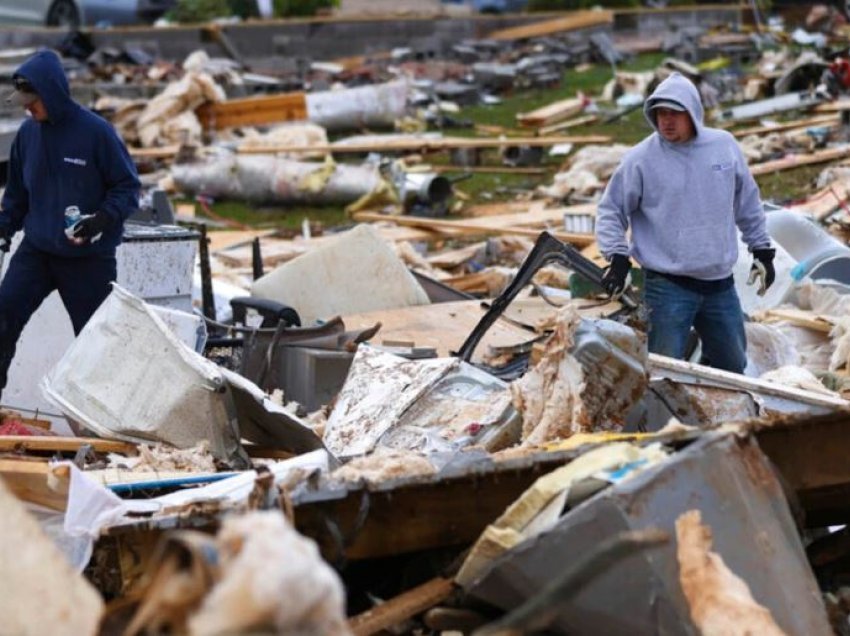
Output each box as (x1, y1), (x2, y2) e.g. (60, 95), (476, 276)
(7, 4), (850, 635)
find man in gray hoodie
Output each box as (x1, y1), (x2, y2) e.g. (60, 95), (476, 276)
(595, 72), (775, 373)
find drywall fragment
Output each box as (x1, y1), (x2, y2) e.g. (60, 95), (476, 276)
(323, 345), (457, 458)
(0, 479), (104, 636)
(251, 224), (429, 325)
(188, 510), (351, 635)
(676, 509), (787, 636)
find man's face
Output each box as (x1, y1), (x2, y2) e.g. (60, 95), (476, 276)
(655, 108), (695, 143)
(25, 97), (48, 122)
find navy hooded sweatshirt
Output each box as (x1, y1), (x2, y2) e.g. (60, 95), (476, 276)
(0, 49), (140, 258)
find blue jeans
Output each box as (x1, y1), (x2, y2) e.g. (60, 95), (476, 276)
(0, 238), (117, 394)
(644, 272), (747, 374)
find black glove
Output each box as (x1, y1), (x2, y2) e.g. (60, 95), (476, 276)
(71, 211), (110, 242)
(601, 254), (631, 297)
(749, 247), (776, 295)
(0, 226), (12, 253)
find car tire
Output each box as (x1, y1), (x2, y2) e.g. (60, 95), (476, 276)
(46, 0), (80, 28)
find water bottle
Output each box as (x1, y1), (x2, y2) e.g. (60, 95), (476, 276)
(64, 205), (82, 239)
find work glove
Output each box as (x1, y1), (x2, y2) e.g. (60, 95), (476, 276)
(601, 253), (632, 298)
(0, 226), (12, 253)
(747, 247), (776, 296)
(69, 211), (110, 244)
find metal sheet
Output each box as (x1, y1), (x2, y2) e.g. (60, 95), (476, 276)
(467, 433), (832, 636)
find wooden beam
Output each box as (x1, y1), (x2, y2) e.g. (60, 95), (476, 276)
(750, 146), (850, 176)
(196, 92), (308, 130)
(236, 135), (611, 155)
(732, 114), (837, 138)
(0, 435), (138, 455)
(431, 165), (547, 175)
(517, 96), (586, 129)
(128, 144), (181, 160)
(351, 206), (596, 246)
(487, 10), (613, 41)
(538, 114), (599, 136)
(0, 459), (69, 511)
(349, 577), (454, 636)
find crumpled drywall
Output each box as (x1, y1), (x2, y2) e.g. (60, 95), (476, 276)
(189, 511), (351, 636)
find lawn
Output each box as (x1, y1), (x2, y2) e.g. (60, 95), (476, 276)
(191, 50), (819, 233)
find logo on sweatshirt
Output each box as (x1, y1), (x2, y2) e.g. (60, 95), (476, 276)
(63, 157), (87, 167)
(711, 162), (733, 171)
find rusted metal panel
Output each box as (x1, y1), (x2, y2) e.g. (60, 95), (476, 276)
(753, 410), (850, 526)
(466, 433), (832, 636)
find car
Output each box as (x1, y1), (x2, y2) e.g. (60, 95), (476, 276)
(441, 0), (527, 14)
(0, 0), (174, 28)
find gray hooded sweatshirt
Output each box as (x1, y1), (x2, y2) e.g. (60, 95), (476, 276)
(596, 72), (771, 281)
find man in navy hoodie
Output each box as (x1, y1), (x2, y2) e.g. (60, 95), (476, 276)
(595, 73), (774, 374)
(0, 49), (140, 396)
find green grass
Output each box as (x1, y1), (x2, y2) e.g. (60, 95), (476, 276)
(192, 50), (817, 231)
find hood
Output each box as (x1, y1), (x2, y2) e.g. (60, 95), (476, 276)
(13, 49), (73, 123)
(643, 72), (703, 137)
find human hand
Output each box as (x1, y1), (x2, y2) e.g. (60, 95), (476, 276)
(68, 212), (109, 245)
(601, 254), (632, 298)
(747, 247), (776, 296)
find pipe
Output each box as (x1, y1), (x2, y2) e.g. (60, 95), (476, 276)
(172, 154), (384, 204)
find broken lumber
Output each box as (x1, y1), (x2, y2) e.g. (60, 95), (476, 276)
(732, 114), (838, 138)
(749, 146), (850, 176)
(0, 435), (138, 455)
(196, 92), (308, 130)
(236, 135), (611, 155)
(538, 114), (599, 136)
(488, 9), (613, 41)
(788, 180), (850, 221)
(349, 577), (454, 636)
(0, 459), (68, 511)
(351, 208), (595, 246)
(517, 96), (587, 128)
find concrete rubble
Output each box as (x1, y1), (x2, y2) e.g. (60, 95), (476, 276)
(8, 3), (850, 636)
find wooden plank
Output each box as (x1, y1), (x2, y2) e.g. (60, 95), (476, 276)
(349, 577), (454, 636)
(236, 135), (611, 155)
(196, 92), (308, 130)
(750, 146), (850, 176)
(538, 114), (599, 136)
(0, 435), (138, 455)
(129, 144), (181, 160)
(351, 206), (595, 246)
(208, 229), (280, 253)
(732, 114), (838, 138)
(0, 459), (68, 511)
(814, 99), (850, 113)
(488, 9), (613, 41)
(788, 180), (850, 221)
(431, 165), (547, 175)
(517, 96), (586, 128)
